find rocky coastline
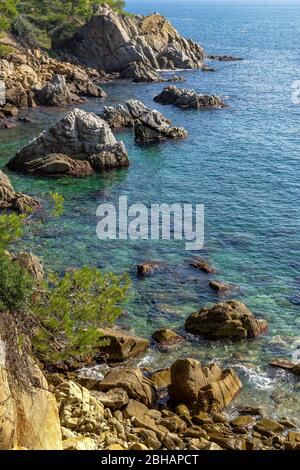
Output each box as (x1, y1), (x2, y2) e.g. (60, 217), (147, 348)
(0, 3), (298, 453)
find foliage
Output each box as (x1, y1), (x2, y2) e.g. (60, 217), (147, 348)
(0, 213), (34, 311)
(33, 268), (130, 361)
(10, 1), (126, 48)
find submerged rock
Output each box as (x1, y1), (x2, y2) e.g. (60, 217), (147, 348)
(35, 74), (82, 106)
(0, 169), (39, 213)
(120, 61), (161, 83)
(154, 85), (226, 110)
(185, 300), (268, 339)
(96, 328), (150, 362)
(101, 99), (187, 143)
(8, 109), (129, 174)
(64, 5), (204, 74)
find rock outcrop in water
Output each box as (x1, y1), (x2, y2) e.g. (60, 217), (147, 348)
(185, 300), (268, 339)
(7, 109), (129, 175)
(101, 100), (187, 143)
(0, 169), (39, 212)
(154, 86), (226, 110)
(63, 4), (205, 79)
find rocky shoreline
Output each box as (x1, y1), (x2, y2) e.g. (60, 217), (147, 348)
(0, 3), (297, 453)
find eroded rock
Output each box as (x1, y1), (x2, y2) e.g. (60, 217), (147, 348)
(0, 169), (39, 213)
(154, 86), (226, 110)
(8, 109), (129, 173)
(64, 6), (204, 74)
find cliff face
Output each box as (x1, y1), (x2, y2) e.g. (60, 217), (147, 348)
(64, 4), (204, 72)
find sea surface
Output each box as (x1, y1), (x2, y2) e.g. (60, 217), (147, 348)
(1, 1), (300, 422)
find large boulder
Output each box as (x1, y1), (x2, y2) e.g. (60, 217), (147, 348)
(0, 311), (62, 450)
(24, 154), (94, 177)
(0, 169), (39, 213)
(126, 99), (187, 142)
(95, 368), (157, 407)
(185, 300), (268, 339)
(63, 5), (204, 75)
(167, 358), (242, 413)
(101, 100), (187, 143)
(7, 109), (129, 174)
(154, 86), (226, 110)
(96, 328), (150, 362)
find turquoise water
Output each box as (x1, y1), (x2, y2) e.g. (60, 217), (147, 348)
(1, 2), (300, 421)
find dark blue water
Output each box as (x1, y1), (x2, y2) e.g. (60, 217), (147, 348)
(1, 2), (300, 420)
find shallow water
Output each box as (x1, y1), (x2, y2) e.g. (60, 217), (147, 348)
(1, 2), (300, 422)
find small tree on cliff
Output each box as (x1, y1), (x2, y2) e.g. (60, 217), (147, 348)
(0, 197), (130, 363)
(32, 268), (130, 362)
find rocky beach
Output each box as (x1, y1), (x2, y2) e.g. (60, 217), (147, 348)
(0, 1), (300, 453)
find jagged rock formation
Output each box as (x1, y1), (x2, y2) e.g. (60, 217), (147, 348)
(7, 109), (129, 175)
(35, 74), (84, 106)
(63, 4), (205, 79)
(24, 154), (94, 177)
(154, 85), (226, 110)
(185, 300), (268, 339)
(0, 45), (107, 111)
(0, 169), (39, 212)
(101, 100), (187, 143)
